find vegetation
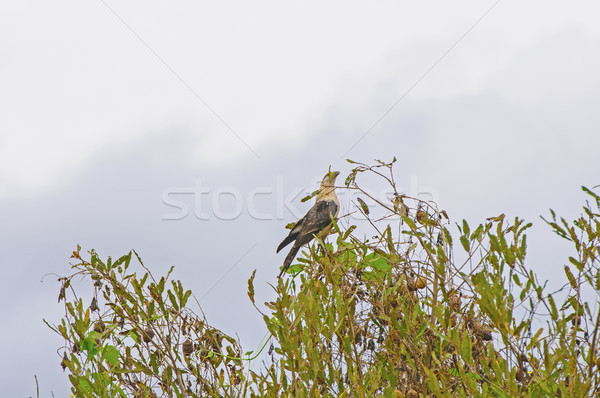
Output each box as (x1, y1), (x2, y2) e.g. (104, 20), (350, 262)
(48, 159), (600, 397)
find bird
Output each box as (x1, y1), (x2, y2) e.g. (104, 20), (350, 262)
(277, 171), (340, 277)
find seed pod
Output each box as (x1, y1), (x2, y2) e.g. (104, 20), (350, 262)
(354, 333), (362, 345)
(515, 369), (524, 382)
(443, 343), (455, 353)
(61, 352), (69, 371)
(90, 297), (99, 312)
(481, 329), (493, 341)
(450, 314), (458, 327)
(143, 327), (155, 343)
(182, 339), (194, 356)
(58, 285), (66, 303)
(93, 320), (105, 333)
(367, 339), (375, 351)
(470, 321), (482, 334)
(449, 294), (461, 312)
(416, 210), (427, 224)
(519, 354), (528, 363)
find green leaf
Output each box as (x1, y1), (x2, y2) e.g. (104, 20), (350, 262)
(82, 337), (99, 358)
(569, 256), (584, 272)
(564, 266), (577, 288)
(460, 334), (473, 364)
(301, 190), (320, 203)
(77, 377), (93, 393)
(181, 290), (192, 307)
(113, 252), (132, 269)
(462, 220), (470, 236)
(547, 295), (558, 320)
(415, 322), (428, 339)
(356, 197), (369, 215)
(363, 253), (391, 271)
(286, 263), (303, 274)
(582, 185), (600, 205)
(460, 235), (470, 252)
(342, 225), (356, 241)
(247, 269), (256, 305)
(526, 328), (544, 350)
(103, 345), (120, 366)
(338, 243), (357, 266)
(168, 291), (179, 311)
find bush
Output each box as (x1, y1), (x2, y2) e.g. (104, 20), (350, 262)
(48, 159), (600, 397)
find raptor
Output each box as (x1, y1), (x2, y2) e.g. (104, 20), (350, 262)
(277, 171), (340, 277)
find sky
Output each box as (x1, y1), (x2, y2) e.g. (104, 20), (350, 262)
(1, 1), (600, 396)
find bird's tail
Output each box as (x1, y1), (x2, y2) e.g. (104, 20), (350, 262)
(276, 235), (295, 253)
(279, 244), (300, 277)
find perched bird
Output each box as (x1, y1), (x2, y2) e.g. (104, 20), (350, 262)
(277, 171), (340, 277)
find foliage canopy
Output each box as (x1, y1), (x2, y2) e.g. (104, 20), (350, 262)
(49, 160), (600, 397)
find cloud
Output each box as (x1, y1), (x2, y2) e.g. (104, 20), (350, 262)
(4, 1), (599, 199)
(2, 2), (600, 396)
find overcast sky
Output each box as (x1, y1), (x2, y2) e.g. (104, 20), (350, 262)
(2, 1), (600, 396)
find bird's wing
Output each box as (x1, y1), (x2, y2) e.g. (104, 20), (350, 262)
(276, 216), (306, 253)
(294, 199), (338, 247)
(278, 199), (338, 276)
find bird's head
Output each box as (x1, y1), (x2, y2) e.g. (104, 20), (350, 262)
(320, 170), (340, 188)
(317, 171), (340, 200)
